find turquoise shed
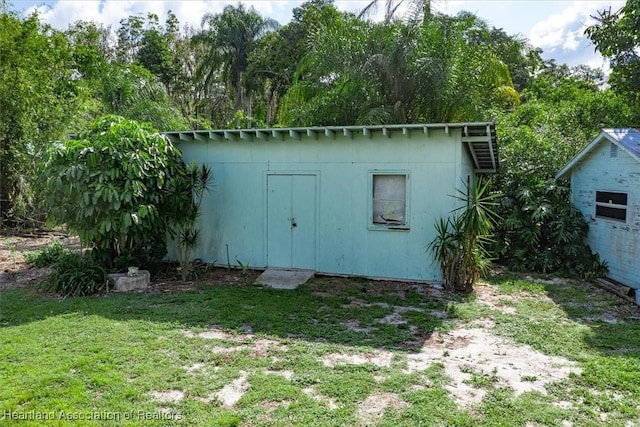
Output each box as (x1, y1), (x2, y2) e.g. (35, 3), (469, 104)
(165, 123), (498, 283)
(556, 129), (640, 291)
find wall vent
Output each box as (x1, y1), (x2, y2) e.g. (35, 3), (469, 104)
(610, 142), (618, 158)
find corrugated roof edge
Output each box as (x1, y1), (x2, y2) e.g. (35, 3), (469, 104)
(556, 128), (640, 180)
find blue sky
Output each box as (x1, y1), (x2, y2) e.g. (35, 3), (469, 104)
(10, 0), (626, 70)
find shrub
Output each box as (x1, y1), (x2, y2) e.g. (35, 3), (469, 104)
(493, 180), (607, 277)
(24, 241), (67, 267)
(38, 115), (199, 269)
(42, 252), (107, 297)
(428, 178), (500, 293)
(111, 233), (167, 276)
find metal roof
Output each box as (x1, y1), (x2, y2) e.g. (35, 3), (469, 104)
(556, 128), (640, 179)
(164, 122), (499, 173)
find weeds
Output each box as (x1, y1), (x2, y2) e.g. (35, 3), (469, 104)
(24, 240), (67, 267)
(40, 252), (107, 297)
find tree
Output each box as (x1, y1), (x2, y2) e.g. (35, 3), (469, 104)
(279, 13), (519, 126)
(586, 0), (640, 103)
(490, 71), (632, 276)
(358, 0), (434, 23)
(65, 18), (187, 132)
(194, 4), (279, 114)
(0, 8), (80, 226)
(38, 115), (197, 268)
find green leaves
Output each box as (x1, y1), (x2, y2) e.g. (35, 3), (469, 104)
(0, 10), (80, 224)
(38, 115), (199, 268)
(493, 179), (606, 276)
(428, 178), (501, 293)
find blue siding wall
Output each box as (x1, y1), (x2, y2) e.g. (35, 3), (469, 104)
(570, 140), (640, 288)
(174, 128), (472, 282)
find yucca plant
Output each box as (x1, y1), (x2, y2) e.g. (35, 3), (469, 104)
(170, 163), (213, 282)
(428, 178), (501, 293)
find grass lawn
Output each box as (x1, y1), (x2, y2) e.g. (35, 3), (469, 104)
(1, 239), (640, 426)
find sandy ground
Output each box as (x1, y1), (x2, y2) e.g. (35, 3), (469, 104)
(3, 233), (635, 424)
(0, 232), (81, 290)
(175, 289), (585, 417)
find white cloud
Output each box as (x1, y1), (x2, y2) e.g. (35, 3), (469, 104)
(24, 0), (300, 32)
(530, 1), (624, 53)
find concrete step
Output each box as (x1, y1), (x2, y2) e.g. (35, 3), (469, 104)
(255, 269), (314, 290)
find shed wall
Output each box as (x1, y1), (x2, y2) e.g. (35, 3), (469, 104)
(176, 128), (472, 282)
(570, 140), (640, 288)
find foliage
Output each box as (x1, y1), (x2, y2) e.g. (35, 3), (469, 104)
(278, 13), (519, 126)
(110, 234), (168, 276)
(172, 163), (213, 282)
(492, 69), (631, 277)
(428, 178), (500, 293)
(66, 18), (187, 132)
(194, 3), (280, 117)
(41, 252), (107, 297)
(226, 110), (267, 129)
(23, 241), (68, 267)
(38, 115), (192, 268)
(586, 0), (640, 105)
(493, 180), (607, 277)
(0, 8), (79, 226)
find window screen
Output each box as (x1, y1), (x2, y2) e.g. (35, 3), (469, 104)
(372, 174), (406, 226)
(596, 191), (627, 205)
(595, 190), (628, 222)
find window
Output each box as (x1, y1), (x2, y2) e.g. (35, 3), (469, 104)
(595, 191), (627, 221)
(371, 173), (409, 229)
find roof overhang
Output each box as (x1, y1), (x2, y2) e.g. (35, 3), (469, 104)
(164, 122), (499, 173)
(556, 129), (640, 180)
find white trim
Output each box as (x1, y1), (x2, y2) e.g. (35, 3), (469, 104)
(594, 190), (628, 223)
(368, 170), (411, 231)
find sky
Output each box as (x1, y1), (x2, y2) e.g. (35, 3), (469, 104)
(9, 0), (627, 71)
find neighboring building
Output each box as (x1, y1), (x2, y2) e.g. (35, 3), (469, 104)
(556, 128), (640, 290)
(165, 123), (498, 282)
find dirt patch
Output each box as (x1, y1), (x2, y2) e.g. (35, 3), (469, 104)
(302, 386), (338, 410)
(182, 328), (247, 342)
(260, 399), (291, 412)
(252, 338), (288, 357)
(0, 233), (81, 290)
(184, 363), (206, 373)
(263, 369), (294, 380)
(183, 328), (288, 358)
(321, 350), (394, 368)
(405, 324), (581, 408)
(357, 392), (408, 425)
(150, 390), (185, 403)
(474, 283), (521, 314)
(341, 319), (376, 333)
(217, 371), (250, 407)
(306, 276), (444, 300)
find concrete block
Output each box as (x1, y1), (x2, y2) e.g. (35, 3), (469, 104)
(107, 270), (150, 292)
(255, 269), (314, 290)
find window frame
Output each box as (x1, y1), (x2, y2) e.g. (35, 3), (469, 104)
(368, 171), (410, 231)
(595, 190), (628, 222)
